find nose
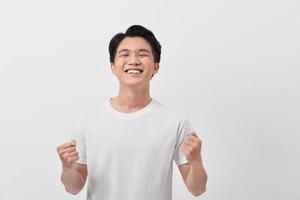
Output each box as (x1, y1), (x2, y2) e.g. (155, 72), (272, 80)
(128, 53), (141, 65)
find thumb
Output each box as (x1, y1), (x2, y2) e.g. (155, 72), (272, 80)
(189, 132), (198, 137)
(70, 139), (77, 146)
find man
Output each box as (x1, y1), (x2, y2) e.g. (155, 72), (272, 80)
(57, 25), (207, 200)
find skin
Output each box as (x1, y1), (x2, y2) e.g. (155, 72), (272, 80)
(56, 36), (207, 196)
(57, 140), (87, 195)
(109, 36), (159, 112)
(180, 132), (207, 196)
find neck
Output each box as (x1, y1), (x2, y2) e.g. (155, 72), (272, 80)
(111, 83), (152, 113)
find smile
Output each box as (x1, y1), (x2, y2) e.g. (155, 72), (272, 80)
(125, 69), (143, 74)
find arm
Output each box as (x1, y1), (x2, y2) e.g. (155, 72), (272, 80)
(57, 140), (88, 195)
(178, 132), (207, 196)
(178, 160), (207, 196)
(61, 163), (87, 195)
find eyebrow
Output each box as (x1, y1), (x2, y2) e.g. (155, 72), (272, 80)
(117, 48), (151, 54)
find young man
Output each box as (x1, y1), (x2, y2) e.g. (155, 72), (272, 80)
(57, 25), (207, 200)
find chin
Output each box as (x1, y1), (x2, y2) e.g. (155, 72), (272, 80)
(121, 80), (149, 86)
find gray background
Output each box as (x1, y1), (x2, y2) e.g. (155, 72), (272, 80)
(0, 0), (299, 199)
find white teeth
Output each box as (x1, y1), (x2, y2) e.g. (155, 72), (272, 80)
(126, 69), (142, 74)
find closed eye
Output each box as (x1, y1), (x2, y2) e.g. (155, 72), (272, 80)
(139, 54), (148, 57)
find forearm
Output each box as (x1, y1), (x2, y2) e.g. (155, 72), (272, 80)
(61, 166), (85, 195)
(186, 159), (207, 196)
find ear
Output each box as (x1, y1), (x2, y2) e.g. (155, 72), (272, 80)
(111, 63), (116, 75)
(153, 63), (160, 75)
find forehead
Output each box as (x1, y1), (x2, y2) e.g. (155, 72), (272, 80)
(117, 37), (152, 52)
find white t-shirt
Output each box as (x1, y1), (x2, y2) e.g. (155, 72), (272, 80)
(70, 97), (195, 200)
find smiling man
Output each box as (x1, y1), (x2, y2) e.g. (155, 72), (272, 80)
(57, 25), (207, 200)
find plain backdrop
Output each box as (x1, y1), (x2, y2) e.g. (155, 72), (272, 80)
(0, 0), (299, 199)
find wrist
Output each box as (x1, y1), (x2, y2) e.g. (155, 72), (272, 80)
(189, 157), (203, 167)
(62, 163), (75, 171)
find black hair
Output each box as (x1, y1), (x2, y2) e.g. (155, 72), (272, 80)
(109, 25), (161, 63)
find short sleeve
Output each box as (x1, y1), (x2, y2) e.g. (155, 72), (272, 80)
(70, 116), (87, 164)
(173, 117), (195, 165)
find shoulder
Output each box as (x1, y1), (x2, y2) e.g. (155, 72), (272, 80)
(152, 99), (190, 123)
(72, 101), (104, 126)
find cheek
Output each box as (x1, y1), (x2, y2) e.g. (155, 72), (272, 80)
(114, 59), (124, 66)
(113, 60), (126, 70)
(142, 59), (156, 70)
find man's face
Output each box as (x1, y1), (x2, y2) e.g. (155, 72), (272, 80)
(111, 37), (159, 87)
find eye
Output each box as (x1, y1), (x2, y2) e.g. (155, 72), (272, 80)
(120, 54), (129, 57)
(139, 54), (148, 57)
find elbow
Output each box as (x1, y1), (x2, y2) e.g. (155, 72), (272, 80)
(65, 187), (80, 195)
(192, 187), (206, 197)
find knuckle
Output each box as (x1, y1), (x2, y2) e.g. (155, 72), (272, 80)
(62, 153), (69, 159)
(57, 146), (63, 153)
(68, 147), (75, 152)
(59, 149), (65, 155)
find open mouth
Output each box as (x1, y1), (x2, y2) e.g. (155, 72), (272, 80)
(125, 69), (143, 74)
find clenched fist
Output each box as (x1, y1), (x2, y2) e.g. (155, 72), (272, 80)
(181, 132), (202, 165)
(57, 140), (79, 168)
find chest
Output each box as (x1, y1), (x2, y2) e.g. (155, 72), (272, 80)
(85, 118), (178, 159)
